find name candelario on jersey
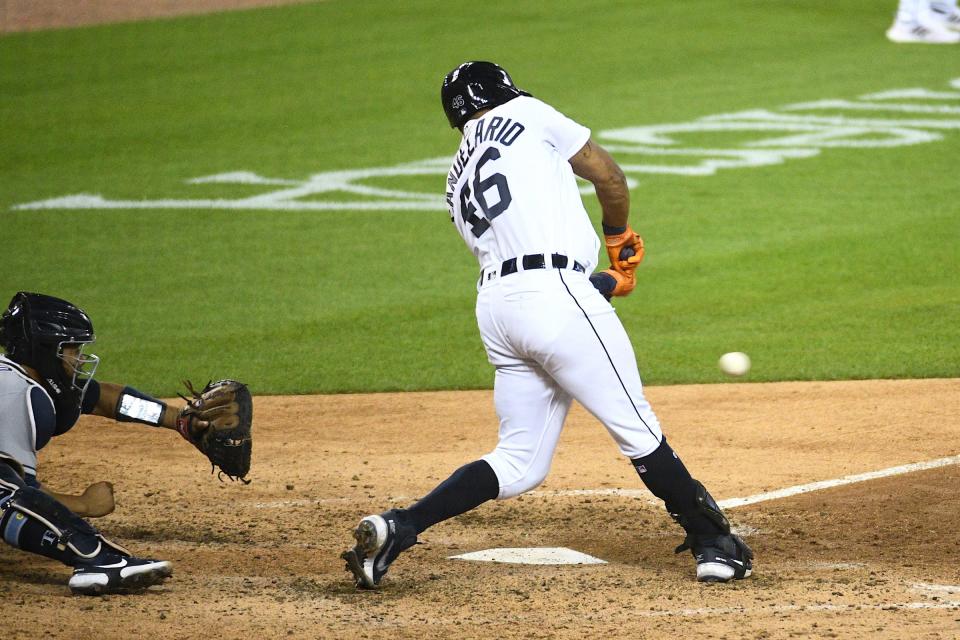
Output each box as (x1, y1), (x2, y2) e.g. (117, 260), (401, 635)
(446, 115), (526, 207)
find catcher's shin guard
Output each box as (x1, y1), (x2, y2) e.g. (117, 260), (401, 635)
(0, 483), (128, 565)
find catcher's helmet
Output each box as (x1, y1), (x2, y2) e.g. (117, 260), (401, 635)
(1, 292), (99, 402)
(441, 61), (531, 129)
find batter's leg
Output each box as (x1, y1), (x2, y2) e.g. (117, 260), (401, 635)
(541, 273), (662, 458)
(342, 361), (571, 588)
(543, 272), (753, 581)
(405, 360), (572, 532)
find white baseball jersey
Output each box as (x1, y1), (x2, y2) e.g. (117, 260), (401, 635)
(442, 96), (664, 500)
(445, 96), (600, 274)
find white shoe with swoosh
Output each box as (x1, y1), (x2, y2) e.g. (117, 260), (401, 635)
(341, 510), (418, 589)
(69, 556), (173, 595)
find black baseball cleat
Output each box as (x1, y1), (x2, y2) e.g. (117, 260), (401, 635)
(675, 532), (753, 583)
(341, 510), (418, 589)
(68, 556), (173, 595)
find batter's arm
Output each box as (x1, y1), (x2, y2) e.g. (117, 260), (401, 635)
(569, 138), (630, 228)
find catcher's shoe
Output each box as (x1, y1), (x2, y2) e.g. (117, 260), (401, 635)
(341, 510), (418, 589)
(69, 555), (173, 595)
(675, 533), (753, 583)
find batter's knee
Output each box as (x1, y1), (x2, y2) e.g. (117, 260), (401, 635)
(481, 450), (551, 500)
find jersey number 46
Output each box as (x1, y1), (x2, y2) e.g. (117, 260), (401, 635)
(458, 147), (512, 238)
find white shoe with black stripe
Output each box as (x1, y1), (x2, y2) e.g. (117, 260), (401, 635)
(68, 556), (173, 595)
(886, 20), (960, 43)
(930, 4), (960, 31)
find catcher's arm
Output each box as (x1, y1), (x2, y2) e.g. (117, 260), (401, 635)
(91, 381), (185, 430)
(91, 380), (252, 482)
(569, 138), (645, 297)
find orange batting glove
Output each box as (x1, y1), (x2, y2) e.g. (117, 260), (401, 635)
(604, 225), (645, 275)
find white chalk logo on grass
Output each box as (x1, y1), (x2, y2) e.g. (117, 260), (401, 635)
(12, 78), (960, 213)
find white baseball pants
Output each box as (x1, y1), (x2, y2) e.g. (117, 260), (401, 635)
(476, 267), (663, 499)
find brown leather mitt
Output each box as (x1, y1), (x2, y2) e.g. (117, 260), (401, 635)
(176, 380), (253, 483)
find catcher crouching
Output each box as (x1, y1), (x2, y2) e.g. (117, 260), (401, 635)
(0, 292), (253, 595)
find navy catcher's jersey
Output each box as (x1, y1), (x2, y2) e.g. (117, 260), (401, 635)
(445, 96), (599, 274)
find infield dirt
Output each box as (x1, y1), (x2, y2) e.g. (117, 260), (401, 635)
(2, 378), (958, 639)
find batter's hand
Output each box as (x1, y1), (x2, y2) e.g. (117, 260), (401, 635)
(604, 226), (645, 276)
(589, 269), (635, 299)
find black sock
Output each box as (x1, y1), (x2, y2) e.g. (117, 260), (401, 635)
(404, 460), (499, 534)
(631, 438), (724, 535)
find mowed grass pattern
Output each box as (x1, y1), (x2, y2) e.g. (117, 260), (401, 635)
(1, 0), (958, 394)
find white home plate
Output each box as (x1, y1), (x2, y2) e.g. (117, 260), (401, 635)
(449, 547), (606, 565)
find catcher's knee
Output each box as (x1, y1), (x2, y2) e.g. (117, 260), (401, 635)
(0, 460), (26, 491)
(0, 484), (127, 563)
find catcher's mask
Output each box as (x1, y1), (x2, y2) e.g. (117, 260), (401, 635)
(441, 61), (531, 130)
(1, 292), (100, 426)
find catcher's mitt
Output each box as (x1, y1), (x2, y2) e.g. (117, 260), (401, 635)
(176, 379), (253, 483)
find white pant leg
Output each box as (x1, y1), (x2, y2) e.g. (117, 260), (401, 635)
(481, 364), (572, 499)
(539, 271), (663, 459)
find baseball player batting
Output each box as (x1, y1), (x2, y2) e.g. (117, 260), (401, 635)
(0, 292), (252, 595)
(342, 61), (753, 588)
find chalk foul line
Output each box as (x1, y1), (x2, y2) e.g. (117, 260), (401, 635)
(717, 453), (960, 509)
(530, 454), (960, 510)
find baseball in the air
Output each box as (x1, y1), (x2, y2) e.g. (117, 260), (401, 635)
(718, 351), (751, 376)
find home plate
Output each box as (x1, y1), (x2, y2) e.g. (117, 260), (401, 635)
(449, 547), (607, 565)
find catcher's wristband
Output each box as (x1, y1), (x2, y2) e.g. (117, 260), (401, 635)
(115, 386), (167, 426)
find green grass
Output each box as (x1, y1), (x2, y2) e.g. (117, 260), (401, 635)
(1, 0), (958, 394)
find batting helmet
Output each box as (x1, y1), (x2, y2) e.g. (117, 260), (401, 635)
(1, 292), (99, 414)
(441, 61), (531, 129)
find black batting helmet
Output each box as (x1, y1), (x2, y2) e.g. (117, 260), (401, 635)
(441, 61), (531, 129)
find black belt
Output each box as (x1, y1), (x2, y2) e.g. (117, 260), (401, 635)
(481, 253), (586, 284)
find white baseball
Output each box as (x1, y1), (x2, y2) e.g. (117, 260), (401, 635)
(718, 352), (751, 376)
